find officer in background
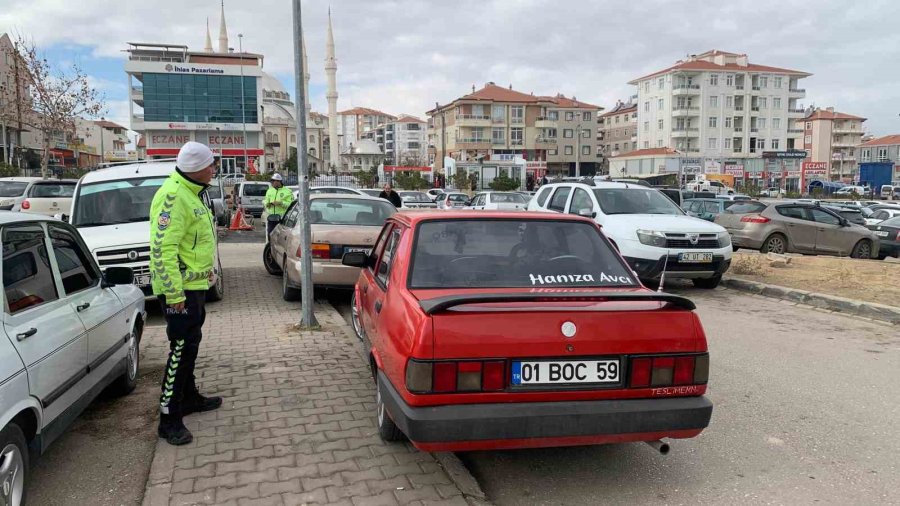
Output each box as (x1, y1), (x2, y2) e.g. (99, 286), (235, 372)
(150, 141), (223, 446)
(264, 173), (294, 236)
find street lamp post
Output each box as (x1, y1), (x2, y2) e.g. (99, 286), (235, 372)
(575, 124), (582, 178)
(99, 117), (105, 167)
(238, 34), (249, 173)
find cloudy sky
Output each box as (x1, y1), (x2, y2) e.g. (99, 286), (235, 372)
(3, 0), (899, 139)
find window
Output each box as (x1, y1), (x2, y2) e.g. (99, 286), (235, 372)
(492, 105), (505, 122)
(565, 111), (574, 121)
(805, 122), (812, 130)
(141, 73), (258, 123)
(643, 121), (649, 132)
(615, 115), (620, 124)
(644, 81), (650, 93)
(511, 106), (524, 124)
(658, 77), (665, 89)
(725, 117), (733, 128)
(709, 96), (718, 107)
(582, 145), (591, 155)
(492, 127), (505, 144)
(708, 138), (718, 149)
(774, 77), (783, 88)
(472, 104), (485, 117)
(3, 224), (59, 314)
(771, 139), (780, 150)
(643, 141), (649, 148)
(773, 98), (782, 109)
(657, 139), (664, 147)
(810, 209), (841, 225)
(805, 135), (812, 144)
(569, 188), (593, 215)
(510, 127), (523, 145)
(710, 74), (719, 86)
(615, 143), (620, 151)
(49, 225), (100, 295)
(760, 76), (768, 88)
(758, 118), (766, 129)
(658, 119), (664, 129)
(658, 98), (664, 110)
(565, 146), (574, 155)
(582, 129), (590, 138)
(282, 202), (301, 228)
(861, 148), (871, 161)
(583, 111), (591, 121)
(777, 206), (806, 220)
(548, 110), (558, 121)
(726, 96), (733, 108)
(535, 186), (553, 207)
(642, 101), (650, 112)
(549, 149), (558, 155)
(773, 118), (781, 129)
(375, 228), (402, 287)
(709, 117), (717, 128)
(878, 148), (888, 161)
(724, 138), (732, 149)
(759, 97), (767, 109)
(563, 129), (574, 138)
(756, 138), (766, 150)
(726, 74), (734, 86)
(548, 187), (572, 212)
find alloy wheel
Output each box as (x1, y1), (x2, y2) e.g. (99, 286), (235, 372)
(376, 383), (385, 427)
(350, 292), (363, 340)
(767, 237), (785, 254)
(126, 331), (138, 381)
(0, 443), (24, 506)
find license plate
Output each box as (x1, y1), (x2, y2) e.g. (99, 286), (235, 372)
(344, 247), (371, 255)
(134, 274), (151, 287)
(679, 252), (713, 263)
(511, 359), (620, 385)
(875, 231), (889, 237)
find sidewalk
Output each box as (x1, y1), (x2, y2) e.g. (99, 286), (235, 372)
(142, 243), (472, 506)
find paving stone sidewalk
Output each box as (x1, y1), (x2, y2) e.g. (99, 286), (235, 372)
(141, 244), (472, 506)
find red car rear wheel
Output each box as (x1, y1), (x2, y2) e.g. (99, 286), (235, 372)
(376, 374), (404, 442)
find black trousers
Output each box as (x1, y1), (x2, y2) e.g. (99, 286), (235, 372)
(158, 290), (207, 418)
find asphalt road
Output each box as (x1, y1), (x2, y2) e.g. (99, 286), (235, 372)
(330, 282), (900, 505)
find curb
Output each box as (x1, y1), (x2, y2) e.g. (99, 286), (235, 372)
(721, 277), (900, 325)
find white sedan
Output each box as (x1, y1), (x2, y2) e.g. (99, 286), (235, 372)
(865, 208), (900, 226)
(465, 191), (528, 211)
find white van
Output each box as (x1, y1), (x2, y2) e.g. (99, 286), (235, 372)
(527, 181), (732, 288)
(881, 185), (896, 200)
(69, 161), (224, 301)
(231, 180), (271, 218)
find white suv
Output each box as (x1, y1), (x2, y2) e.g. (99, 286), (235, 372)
(528, 182), (732, 288)
(68, 161), (225, 301)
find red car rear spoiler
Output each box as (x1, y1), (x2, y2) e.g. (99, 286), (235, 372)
(418, 292), (696, 314)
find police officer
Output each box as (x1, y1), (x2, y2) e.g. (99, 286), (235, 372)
(150, 142), (223, 446)
(264, 172), (294, 236)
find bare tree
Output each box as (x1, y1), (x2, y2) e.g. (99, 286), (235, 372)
(0, 34), (105, 178)
(400, 151), (425, 167)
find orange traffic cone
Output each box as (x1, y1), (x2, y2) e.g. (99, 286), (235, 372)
(229, 206), (253, 231)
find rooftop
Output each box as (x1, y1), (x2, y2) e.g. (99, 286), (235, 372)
(860, 134), (900, 147)
(611, 147), (679, 158)
(429, 83), (601, 113)
(629, 49), (811, 84)
(339, 107), (395, 118)
(804, 108), (866, 122)
(600, 101), (638, 118)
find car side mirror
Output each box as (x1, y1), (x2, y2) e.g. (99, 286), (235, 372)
(841, 218), (850, 227)
(577, 208), (596, 218)
(342, 251), (369, 268)
(103, 266), (134, 287)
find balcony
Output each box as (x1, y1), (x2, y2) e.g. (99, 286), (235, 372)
(789, 88), (806, 96)
(455, 114), (491, 127)
(682, 147), (701, 154)
(535, 117), (558, 128)
(751, 86), (761, 91)
(536, 137), (557, 147)
(833, 127), (861, 135)
(673, 84), (700, 95)
(671, 128), (699, 138)
(672, 106), (700, 117)
(787, 128), (804, 134)
(735, 84), (745, 90)
(832, 140), (858, 148)
(734, 127), (744, 132)
(492, 138), (505, 145)
(750, 128), (759, 133)
(510, 139), (524, 146)
(456, 139), (491, 149)
(735, 105), (745, 112)
(788, 108), (806, 115)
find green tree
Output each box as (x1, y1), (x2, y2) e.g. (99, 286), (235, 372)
(451, 168), (469, 190)
(393, 171), (429, 190)
(354, 168), (377, 188)
(489, 175), (521, 191)
(0, 162), (20, 177)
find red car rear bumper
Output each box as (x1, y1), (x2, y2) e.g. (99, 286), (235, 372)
(379, 372), (713, 452)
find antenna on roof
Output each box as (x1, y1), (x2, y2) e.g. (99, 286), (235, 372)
(472, 84), (475, 93)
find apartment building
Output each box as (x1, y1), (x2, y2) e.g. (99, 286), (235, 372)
(797, 107), (866, 181)
(859, 135), (900, 169)
(629, 50), (810, 169)
(337, 107), (395, 153)
(598, 99), (638, 157)
(366, 115), (427, 166)
(427, 83), (602, 176)
(74, 119), (131, 162)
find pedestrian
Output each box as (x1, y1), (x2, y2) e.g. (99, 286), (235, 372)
(264, 172), (294, 236)
(379, 183), (403, 207)
(540, 174), (549, 187)
(526, 175), (535, 192)
(150, 141), (223, 446)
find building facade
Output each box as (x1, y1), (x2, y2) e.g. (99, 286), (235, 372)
(631, 50), (809, 160)
(260, 74), (328, 175)
(597, 99), (638, 158)
(75, 119), (132, 163)
(365, 115), (427, 166)
(427, 83), (602, 177)
(341, 138), (383, 173)
(859, 135), (900, 184)
(337, 107), (395, 154)
(797, 107), (866, 182)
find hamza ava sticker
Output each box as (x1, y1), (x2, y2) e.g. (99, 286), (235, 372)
(158, 211), (171, 230)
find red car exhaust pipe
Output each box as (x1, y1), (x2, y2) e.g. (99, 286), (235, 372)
(645, 440), (670, 455)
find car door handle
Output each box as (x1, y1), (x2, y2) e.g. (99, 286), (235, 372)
(76, 302), (91, 312)
(375, 301), (383, 313)
(16, 328), (37, 341)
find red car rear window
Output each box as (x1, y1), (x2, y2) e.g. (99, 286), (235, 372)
(409, 219), (637, 288)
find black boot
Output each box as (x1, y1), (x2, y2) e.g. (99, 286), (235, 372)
(158, 414), (193, 445)
(182, 393), (223, 415)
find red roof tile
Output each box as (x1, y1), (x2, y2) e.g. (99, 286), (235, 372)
(459, 83), (540, 103)
(629, 54), (811, 84)
(600, 103), (637, 118)
(804, 109), (866, 121)
(338, 107), (395, 118)
(861, 134), (900, 147)
(611, 147), (679, 158)
(396, 115), (425, 123)
(536, 94), (601, 110)
(95, 120), (127, 130)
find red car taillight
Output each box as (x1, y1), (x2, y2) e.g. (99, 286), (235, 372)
(21, 200), (30, 210)
(740, 215), (770, 223)
(406, 359), (507, 394)
(628, 354), (708, 388)
(296, 243), (332, 259)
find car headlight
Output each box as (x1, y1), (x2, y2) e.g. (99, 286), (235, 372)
(718, 231), (732, 247)
(636, 229), (667, 248)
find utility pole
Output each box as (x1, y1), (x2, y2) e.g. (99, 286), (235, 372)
(99, 118), (105, 166)
(292, 0), (316, 327)
(575, 124), (582, 178)
(238, 34), (249, 173)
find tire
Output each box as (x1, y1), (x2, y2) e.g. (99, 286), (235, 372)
(692, 275), (722, 289)
(109, 325), (141, 396)
(350, 290), (364, 341)
(850, 240), (872, 259)
(206, 259), (225, 302)
(760, 233), (787, 254)
(0, 424), (28, 506)
(282, 258), (301, 302)
(375, 373), (405, 442)
(263, 244), (282, 276)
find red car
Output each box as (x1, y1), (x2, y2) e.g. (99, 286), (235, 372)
(343, 211), (712, 452)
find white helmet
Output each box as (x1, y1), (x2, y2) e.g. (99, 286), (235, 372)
(270, 173), (284, 182)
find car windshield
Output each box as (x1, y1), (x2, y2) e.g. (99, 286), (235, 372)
(359, 189), (381, 196)
(409, 219), (637, 288)
(72, 177), (167, 227)
(0, 182), (29, 197)
(491, 193), (526, 203)
(880, 216), (900, 227)
(243, 184), (269, 197)
(447, 194), (468, 203)
(592, 188), (683, 215)
(726, 202), (769, 214)
(30, 183), (76, 198)
(400, 192), (431, 203)
(309, 198), (396, 226)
